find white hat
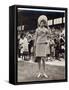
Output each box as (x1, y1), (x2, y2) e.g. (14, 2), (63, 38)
(38, 15), (48, 26)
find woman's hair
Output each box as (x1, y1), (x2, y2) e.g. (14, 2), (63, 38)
(20, 33), (24, 38)
(20, 33), (26, 38)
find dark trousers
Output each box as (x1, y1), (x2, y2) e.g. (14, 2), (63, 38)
(55, 49), (59, 59)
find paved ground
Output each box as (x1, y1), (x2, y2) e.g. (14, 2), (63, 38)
(17, 58), (65, 82)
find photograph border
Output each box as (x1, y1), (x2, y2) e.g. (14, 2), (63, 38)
(10, 5), (68, 85)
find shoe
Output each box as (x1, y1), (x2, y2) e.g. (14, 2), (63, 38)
(37, 73), (42, 78)
(43, 73), (48, 78)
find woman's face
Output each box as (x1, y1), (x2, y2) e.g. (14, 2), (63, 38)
(40, 21), (45, 27)
(22, 35), (24, 39)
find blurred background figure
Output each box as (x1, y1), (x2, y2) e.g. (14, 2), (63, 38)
(54, 35), (60, 61)
(19, 33), (29, 60)
(50, 39), (55, 60)
(27, 32), (34, 60)
(59, 34), (65, 58)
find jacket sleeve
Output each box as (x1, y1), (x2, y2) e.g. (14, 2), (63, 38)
(34, 29), (38, 46)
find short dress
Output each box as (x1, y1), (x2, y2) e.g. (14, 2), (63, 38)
(35, 27), (50, 58)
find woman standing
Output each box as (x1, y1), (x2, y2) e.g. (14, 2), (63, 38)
(35, 15), (50, 78)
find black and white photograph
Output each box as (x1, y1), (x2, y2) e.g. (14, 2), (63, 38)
(16, 6), (67, 83)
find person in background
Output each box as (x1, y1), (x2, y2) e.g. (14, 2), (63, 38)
(17, 32), (21, 58)
(50, 39), (55, 60)
(22, 34), (29, 60)
(19, 33), (29, 60)
(19, 34), (24, 60)
(27, 33), (34, 60)
(59, 34), (65, 58)
(54, 35), (60, 61)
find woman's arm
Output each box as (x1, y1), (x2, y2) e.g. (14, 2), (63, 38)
(34, 29), (38, 46)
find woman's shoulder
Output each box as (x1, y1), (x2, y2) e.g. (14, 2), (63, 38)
(36, 27), (40, 31)
(19, 38), (23, 44)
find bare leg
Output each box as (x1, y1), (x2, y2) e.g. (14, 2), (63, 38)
(37, 59), (42, 78)
(43, 59), (45, 73)
(38, 61), (41, 71)
(42, 57), (48, 78)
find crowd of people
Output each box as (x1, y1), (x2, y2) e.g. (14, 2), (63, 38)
(17, 27), (65, 62)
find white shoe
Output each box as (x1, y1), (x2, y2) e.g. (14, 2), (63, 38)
(37, 73), (42, 78)
(43, 73), (48, 78)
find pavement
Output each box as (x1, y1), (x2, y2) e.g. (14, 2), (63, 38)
(18, 57), (65, 66)
(17, 57), (65, 82)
